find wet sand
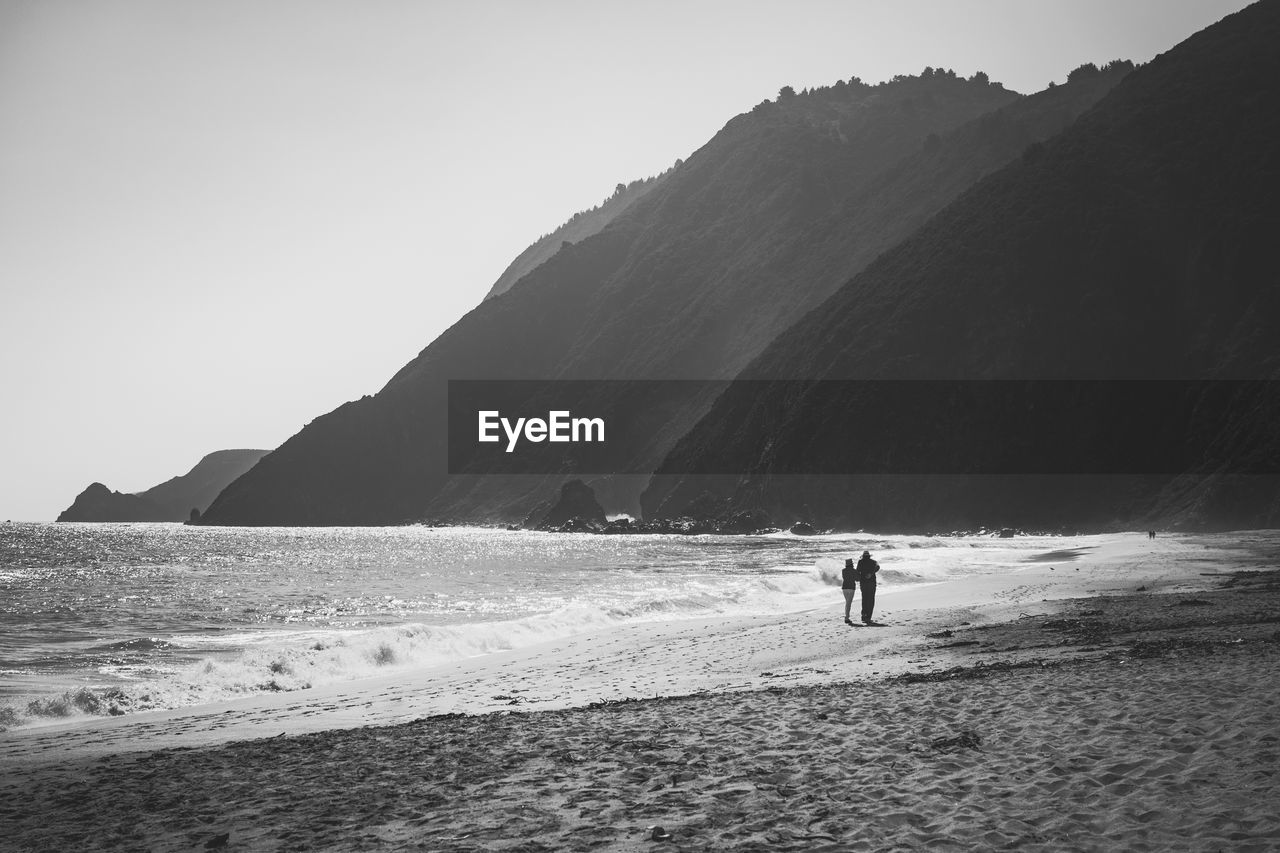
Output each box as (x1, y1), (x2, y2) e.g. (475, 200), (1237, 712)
(3, 532), (1279, 851)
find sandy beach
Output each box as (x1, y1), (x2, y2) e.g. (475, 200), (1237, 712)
(3, 531), (1279, 851)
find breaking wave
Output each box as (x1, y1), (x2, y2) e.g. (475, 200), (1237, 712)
(1, 563), (874, 729)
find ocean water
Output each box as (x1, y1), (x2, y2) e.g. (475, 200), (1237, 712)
(0, 522), (1071, 730)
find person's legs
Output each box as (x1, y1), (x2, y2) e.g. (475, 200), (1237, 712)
(861, 582), (876, 623)
(842, 588), (855, 621)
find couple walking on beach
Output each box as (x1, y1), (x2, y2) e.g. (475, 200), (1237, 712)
(842, 551), (880, 626)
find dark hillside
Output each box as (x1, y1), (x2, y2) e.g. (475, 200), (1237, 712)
(645, 1), (1280, 531)
(422, 68), (1130, 521)
(483, 174), (670, 301)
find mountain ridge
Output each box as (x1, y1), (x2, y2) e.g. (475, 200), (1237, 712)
(200, 64), (1133, 527)
(643, 0), (1280, 531)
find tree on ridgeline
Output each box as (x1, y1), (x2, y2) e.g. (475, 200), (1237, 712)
(1068, 62), (1101, 81)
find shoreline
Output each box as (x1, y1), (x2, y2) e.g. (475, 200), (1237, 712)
(3, 533), (1279, 849)
(1, 532), (1204, 766)
(4, 572), (1278, 850)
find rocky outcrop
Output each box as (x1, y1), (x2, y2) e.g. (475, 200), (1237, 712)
(58, 449), (269, 523)
(57, 483), (168, 522)
(533, 480), (608, 530)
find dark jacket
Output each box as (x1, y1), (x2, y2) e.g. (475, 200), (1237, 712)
(856, 555), (879, 584)
(842, 559), (859, 589)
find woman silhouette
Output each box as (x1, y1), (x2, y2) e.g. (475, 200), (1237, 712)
(841, 558), (859, 625)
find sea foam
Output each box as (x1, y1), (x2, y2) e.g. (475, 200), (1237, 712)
(1, 563), (846, 728)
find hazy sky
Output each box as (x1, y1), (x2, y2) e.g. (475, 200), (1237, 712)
(0, 0), (1255, 520)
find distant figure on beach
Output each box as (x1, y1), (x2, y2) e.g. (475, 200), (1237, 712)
(856, 550), (880, 625)
(1149, 530), (1156, 539)
(841, 558), (859, 625)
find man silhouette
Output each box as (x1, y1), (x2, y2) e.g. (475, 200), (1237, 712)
(856, 550), (880, 624)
